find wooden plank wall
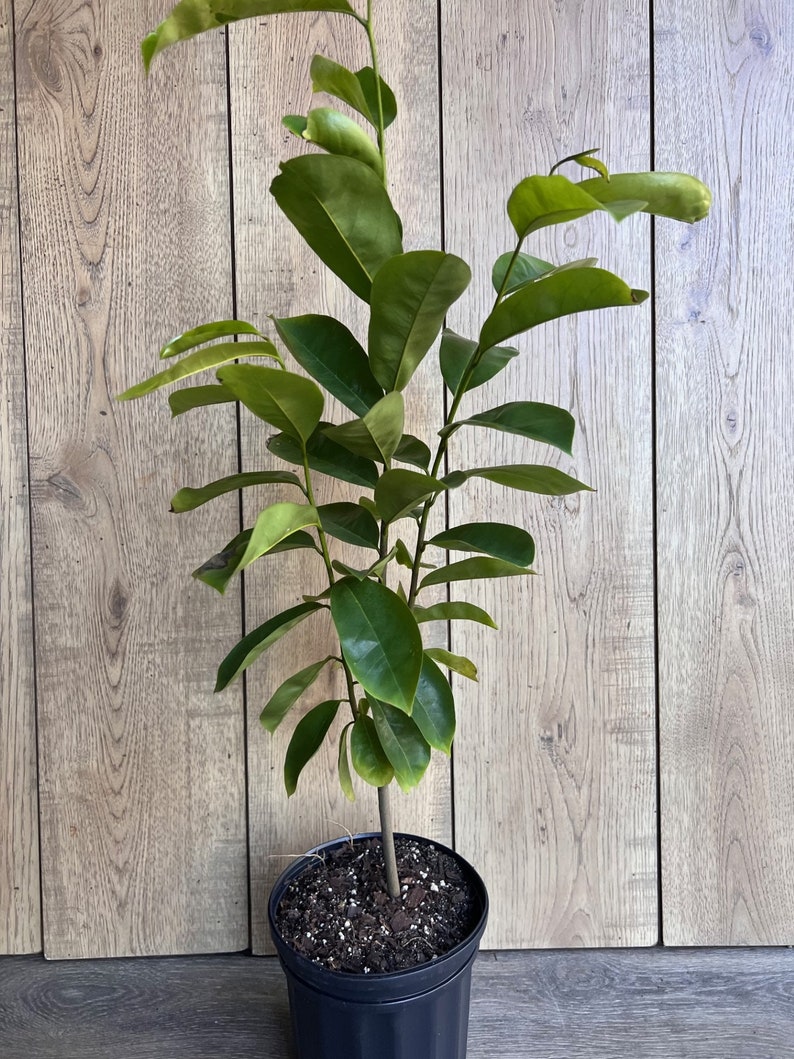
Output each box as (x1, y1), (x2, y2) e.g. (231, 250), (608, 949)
(0, 0), (791, 958)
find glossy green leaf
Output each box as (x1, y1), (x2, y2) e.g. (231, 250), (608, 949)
(159, 319), (262, 359)
(410, 657), (455, 754)
(420, 556), (534, 591)
(284, 699), (342, 796)
(270, 154), (403, 302)
(318, 502), (379, 550)
(479, 267), (648, 349)
(300, 108), (382, 175)
(492, 251), (554, 295)
(215, 601), (323, 690)
(368, 251), (472, 391)
(193, 528), (253, 593)
(282, 114), (308, 137)
(427, 522), (535, 567)
(273, 314), (383, 416)
(355, 66), (397, 128)
(350, 715), (394, 786)
(323, 392), (404, 464)
(506, 174), (607, 239)
(260, 655), (335, 733)
(439, 330), (519, 397)
(441, 401), (575, 454)
(424, 647), (478, 682)
(373, 469), (447, 524)
(338, 723), (356, 800)
(117, 341), (280, 400)
(168, 383), (236, 416)
(268, 426), (379, 488)
(393, 434), (431, 470)
(171, 471), (303, 512)
(394, 538), (415, 569)
(237, 502), (320, 571)
(461, 464), (593, 495)
(412, 601), (498, 629)
(330, 578), (423, 712)
(577, 172), (712, 223)
(369, 700), (431, 792)
(142, 0), (358, 72)
(310, 56), (397, 129)
(216, 364), (324, 443)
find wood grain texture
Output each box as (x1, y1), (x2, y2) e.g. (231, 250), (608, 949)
(2, 948), (793, 1058)
(227, 4), (451, 953)
(15, 0), (247, 957)
(0, 0), (41, 955)
(656, 1), (794, 944)
(441, 0), (657, 948)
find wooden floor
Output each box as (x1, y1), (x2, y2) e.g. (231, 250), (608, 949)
(1, 949), (792, 1059)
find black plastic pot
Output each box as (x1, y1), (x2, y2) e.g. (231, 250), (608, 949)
(268, 833), (489, 1059)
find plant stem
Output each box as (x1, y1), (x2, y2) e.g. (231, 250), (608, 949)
(378, 784), (401, 898)
(365, 0), (388, 183)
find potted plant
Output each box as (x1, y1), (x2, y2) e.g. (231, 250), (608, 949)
(119, 2), (711, 1056)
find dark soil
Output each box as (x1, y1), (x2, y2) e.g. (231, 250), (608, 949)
(273, 836), (481, 974)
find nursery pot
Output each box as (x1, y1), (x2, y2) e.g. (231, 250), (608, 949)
(268, 833), (489, 1059)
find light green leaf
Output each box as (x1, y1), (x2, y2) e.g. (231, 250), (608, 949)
(323, 392), (404, 464)
(492, 251), (554, 296)
(273, 314), (383, 416)
(549, 147), (610, 181)
(310, 56), (397, 129)
(268, 426), (379, 488)
(168, 383), (236, 416)
(350, 715), (394, 786)
(369, 700), (431, 792)
(270, 154), (403, 302)
(217, 364), (324, 443)
(171, 471), (303, 512)
(441, 401), (575, 454)
(330, 578), (423, 712)
(368, 251), (472, 391)
(338, 723), (356, 800)
(439, 330), (519, 397)
(410, 657), (455, 754)
(318, 502), (379, 550)
(373, 469), (448, 524)
(117, 341), (280, 400)
(300, 108), (383, 175)
(159, 319), (262, 359)
(215, 601), (323, 690)
(412, 601), (498, 629)
(424, 647), (478, 682)
(260, 656), (335, 733)
(479, 267), (648, 349)
(284, 699), (342, 796)
(238, 502), (321, 571)
(506, 174), (607, 239)
(577, 172), (712, 223)
(461, 464), (593, 495)
(427, 522), (535, 567)
(420, 556), (534, 591)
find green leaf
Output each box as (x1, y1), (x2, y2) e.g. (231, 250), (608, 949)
(424, 647), (478, 682)
(300, 108), (382, 175)
(237, 502), (321, 571)
(441, 401), (575, 454)
(427, 522), (535, 567)
(159, 319), (262, 359)
(492, 252), (554, 295)
(273, 314), (383, 416)
(461, 464), (593, 495)
(193, 528), (254, 593)
(260, 655), (335, 733)
(310, 56), (396, 129)
(322, 392), (404, 464)
(142, 0), (358, 72)
(506, 174), (607, 239)
(550, 147), (610, 181)
(215, 601), (323, 691)
(479, 267), (648, 349)
(369, 700), (431, 793)
(439, 330), (519, 397)
(393, 434), (431, 470)
(282, 114), (308, 137)
(355, 66), (397, 128)
(368, 251), (471, 391)
(268, 426), (379, 488)
(284, 699), (342, 796)
(117, 341), (280, 400)
(410, 657), (455, 754)
(350, 715), (394, 786)
(216, 364), (324, 443)
(394, 538), (415, 569)
(338, 723), (356, 800)
(171, 471), (303, 512)
(420, 556), (534, 591)
(330, 578), (423, 712)
(577, 172), (712, 223)
(168, 383), (236, 416)
(412, 601), (498, 629)
(373, 469), (448, 524)
(318, 502), (379, 550)
(270, 154), (403, 302)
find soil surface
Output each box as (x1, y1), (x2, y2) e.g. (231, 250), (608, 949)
(273, 836), (481, 974)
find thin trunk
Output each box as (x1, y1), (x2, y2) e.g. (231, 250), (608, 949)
(378, 785), (400, 898)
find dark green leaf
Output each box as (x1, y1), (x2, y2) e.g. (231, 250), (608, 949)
(270, 154), (403, 302)
(394, 538), (415, 569)
(424, 647), (477, 681)
(410, 657), (455, 754)
(373, 469), (447, 524)
(301, 108), (382, 175)
(168, 383), (236, 416)
(268, 426), (379, 488)
(412, 601), (498, 629)
(439, 329), (519, 397)
(260, 655), (335, 733)
(355, 66), (397, 128)
(461, 464), (593, 495)
(338, 723), (356, 800)
(426, 522), (535, 567)
(215, 601), (323, 690)
(284, 699), (342, 796)
(393, 434), (431, 470)
(117, 341), (280, 400)
(506, 174), (606, 239)
(330, 578), (423, 712)
(479, 267), (648, 349)
(441, 401), (575, 454)
(171, 471), (303, 512)
(318, 502), (379, 550)
(350, 715), (394, 786)
(160, 319), (262, 359)
(577, 172), (712, 223)
(193, 528), (253, 593)
(492, 251), (554, 295)
(368, 251), (471, 391)
(369, 700), (431, 792)
(273, 314), (383, 416)
(420, 556), (534, 591)
(322, 392), (404, 464)
(216, 364), (324, 443)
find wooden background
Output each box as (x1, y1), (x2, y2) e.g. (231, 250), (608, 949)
(1, 0), (791, 958)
